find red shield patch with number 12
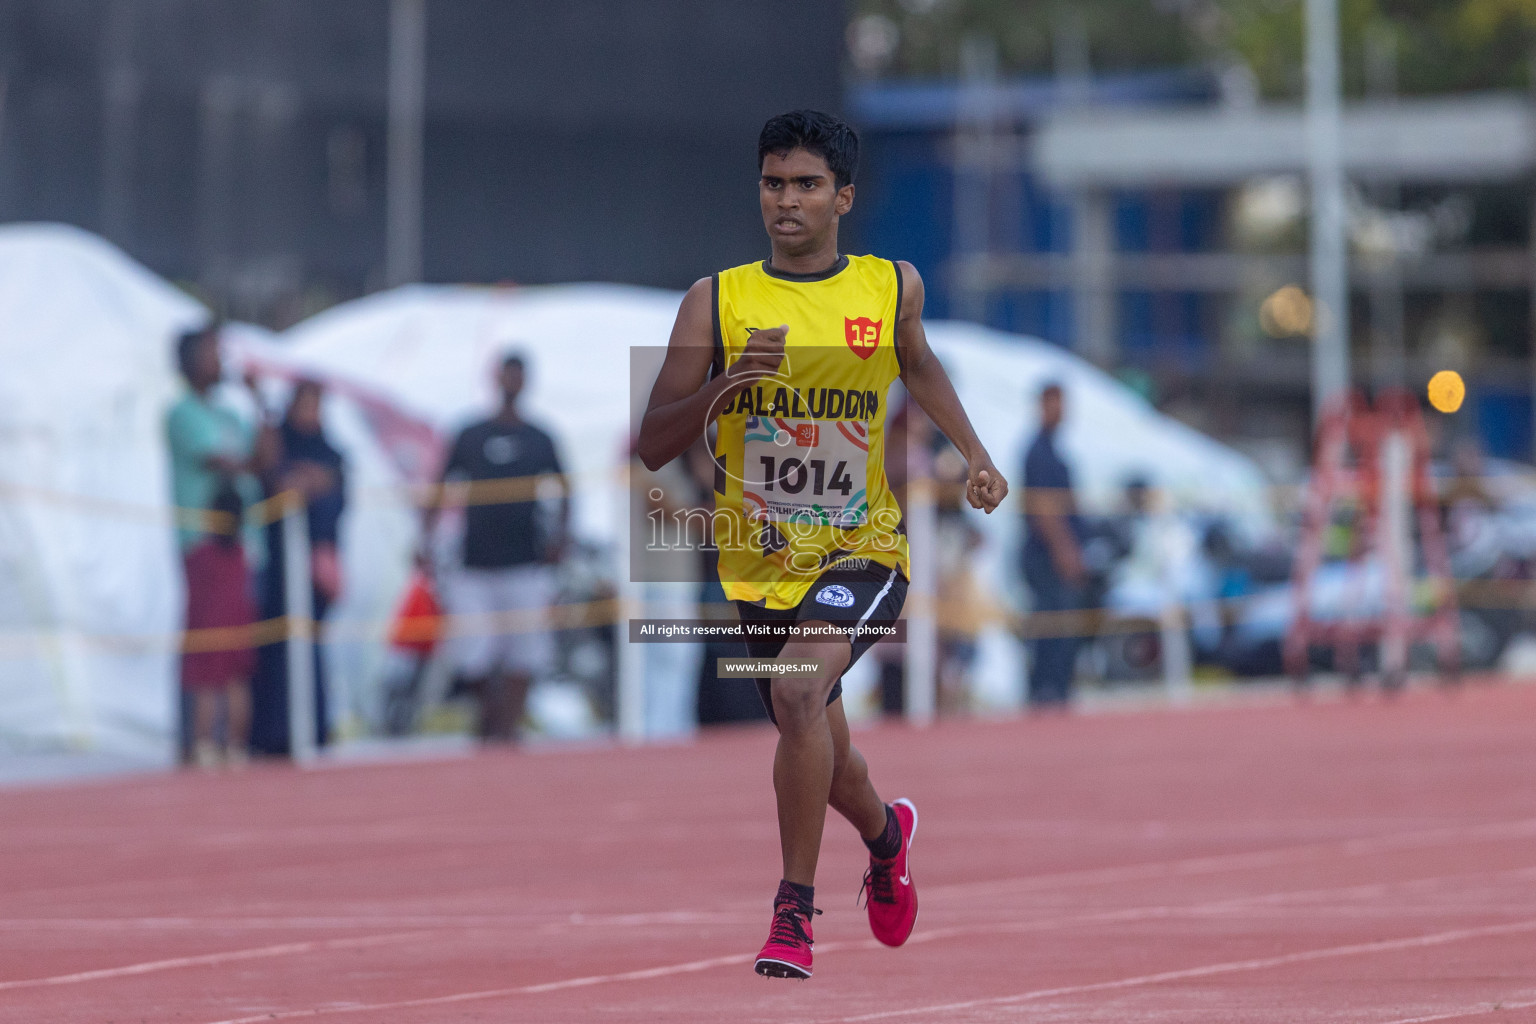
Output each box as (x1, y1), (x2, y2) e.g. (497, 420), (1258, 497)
(844, 317), (882, 359)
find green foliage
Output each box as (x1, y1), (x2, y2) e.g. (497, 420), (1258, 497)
(853, 0), (1536, 97)
(1221, 0), (1536, 97)
(850, 0), (1197, 78)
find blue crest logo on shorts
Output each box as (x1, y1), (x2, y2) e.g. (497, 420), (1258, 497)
(814, 584), (856, 608)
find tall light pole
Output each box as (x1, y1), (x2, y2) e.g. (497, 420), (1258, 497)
(386, 0), (426, 288)
(951, 33), (998, 325)
(99, 0), (139, 247)
(1307, 0), (1349, 421)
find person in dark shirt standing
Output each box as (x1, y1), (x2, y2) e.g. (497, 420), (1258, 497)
(1021, 382), (1085, 708)
(422, 352), (570, 742)
(251, 379), (348, 756)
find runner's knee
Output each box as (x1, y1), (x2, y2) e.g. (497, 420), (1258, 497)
(771, 677), (833, 729)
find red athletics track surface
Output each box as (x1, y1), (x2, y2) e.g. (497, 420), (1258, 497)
(3, 682), (1536, 1024)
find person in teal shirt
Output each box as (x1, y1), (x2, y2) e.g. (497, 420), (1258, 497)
(166, 325), (274, 562)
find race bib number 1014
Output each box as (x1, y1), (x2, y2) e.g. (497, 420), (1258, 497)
(741, 416), (870, 528)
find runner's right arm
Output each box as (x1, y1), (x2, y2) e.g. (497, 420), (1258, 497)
(638, 278), (785, 471)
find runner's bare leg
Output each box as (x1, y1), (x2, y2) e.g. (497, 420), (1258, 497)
(827, 696), (888, 841)
(770, 627), (851, 885)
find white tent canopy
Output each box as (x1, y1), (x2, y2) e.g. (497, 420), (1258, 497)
(920, 321), (1270, 609)
(0, 224), (204, 757)
(265, 283), (670, 543)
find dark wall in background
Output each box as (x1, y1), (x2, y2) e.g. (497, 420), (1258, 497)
(0, 0), (844, 322)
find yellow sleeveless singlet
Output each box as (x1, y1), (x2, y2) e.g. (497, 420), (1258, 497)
(710, 253), (909, 609)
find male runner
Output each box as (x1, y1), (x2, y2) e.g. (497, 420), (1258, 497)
(638, 110), (1006, 979)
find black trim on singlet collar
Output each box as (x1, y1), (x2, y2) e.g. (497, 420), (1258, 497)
(760, 254), (849, 282)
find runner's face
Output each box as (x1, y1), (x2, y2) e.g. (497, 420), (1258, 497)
(759, 148), (853, 255)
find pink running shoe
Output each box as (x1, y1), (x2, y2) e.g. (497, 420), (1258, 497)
(754, 900), (821, 979)
(861, 797), (918, 947)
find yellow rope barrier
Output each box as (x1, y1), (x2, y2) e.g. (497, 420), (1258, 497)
(0, 579), (1514, 660)
(0, 598), (623, 659)
(0, 469), (574, 537)
(0, 467), (1530, 659)
(4, 459), (1514, 539)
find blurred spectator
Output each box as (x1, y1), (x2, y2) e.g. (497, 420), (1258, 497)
(1438, 439), (1510, 588)
(930, 405), (983, 714)
(422, 352), (570, 743)
(251, 380), (347, 755)
(166, 324), (273, 554)
(1117, 477), (1153, 545)
(1443, 439), (1499, 522)
(166, 324), (274, 761)
(1020, 382), (1085, 708)
(1082, 475), (1152, 605)
(935, 515), (985, 714)
(180, 484), (258, 770)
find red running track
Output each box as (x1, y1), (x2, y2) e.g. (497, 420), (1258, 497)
(3, 683), (1536, 1023)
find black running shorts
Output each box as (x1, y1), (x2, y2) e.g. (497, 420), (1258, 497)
(733, 562), (908, 725)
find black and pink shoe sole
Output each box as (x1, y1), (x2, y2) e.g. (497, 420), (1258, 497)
(754, 957), (812, 979)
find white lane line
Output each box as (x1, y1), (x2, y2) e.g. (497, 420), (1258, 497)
(1379, 997), (1536, 1023)
(924, 817), (1536, 902)
(188, 870), (1536, 1024)
(199, 954), (757, 1024)
(8, 833), (1531, 1012)
(13, 816), (1536, 937)
(0, 932), (420, 992)
(8, 857), (1527, 945)
(0, 910), (757, 932)
(806, 864), (1536, 960)
(823, 919), (1536, 1023)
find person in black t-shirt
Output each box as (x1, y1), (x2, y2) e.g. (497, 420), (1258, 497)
(421, 353), (570, 741)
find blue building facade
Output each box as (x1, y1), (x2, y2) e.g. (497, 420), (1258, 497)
(850, 71), (1222, 365)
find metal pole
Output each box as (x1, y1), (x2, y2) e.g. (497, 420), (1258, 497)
(1365, 22), (1405, 391)
(615, 466), (645, 742)
(904, 477), (938, 726)
(1307, 0), (1349, 421)
(1379, 431), (1412, 682)
(99, 0), (138, 246)
(952, 34), (998, 324)
(282, 493), (317, 763)
(1156, 508), (1193, 705)
(1529, 192), (1536, 456)
(1072, 189), (1116, 366)
(386, 0), (426, 287)
(1528, 54), (1536, 458)
(196, 76), (240, 295)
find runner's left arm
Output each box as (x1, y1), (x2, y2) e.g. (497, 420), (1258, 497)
(895, 261), (1008, 514)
